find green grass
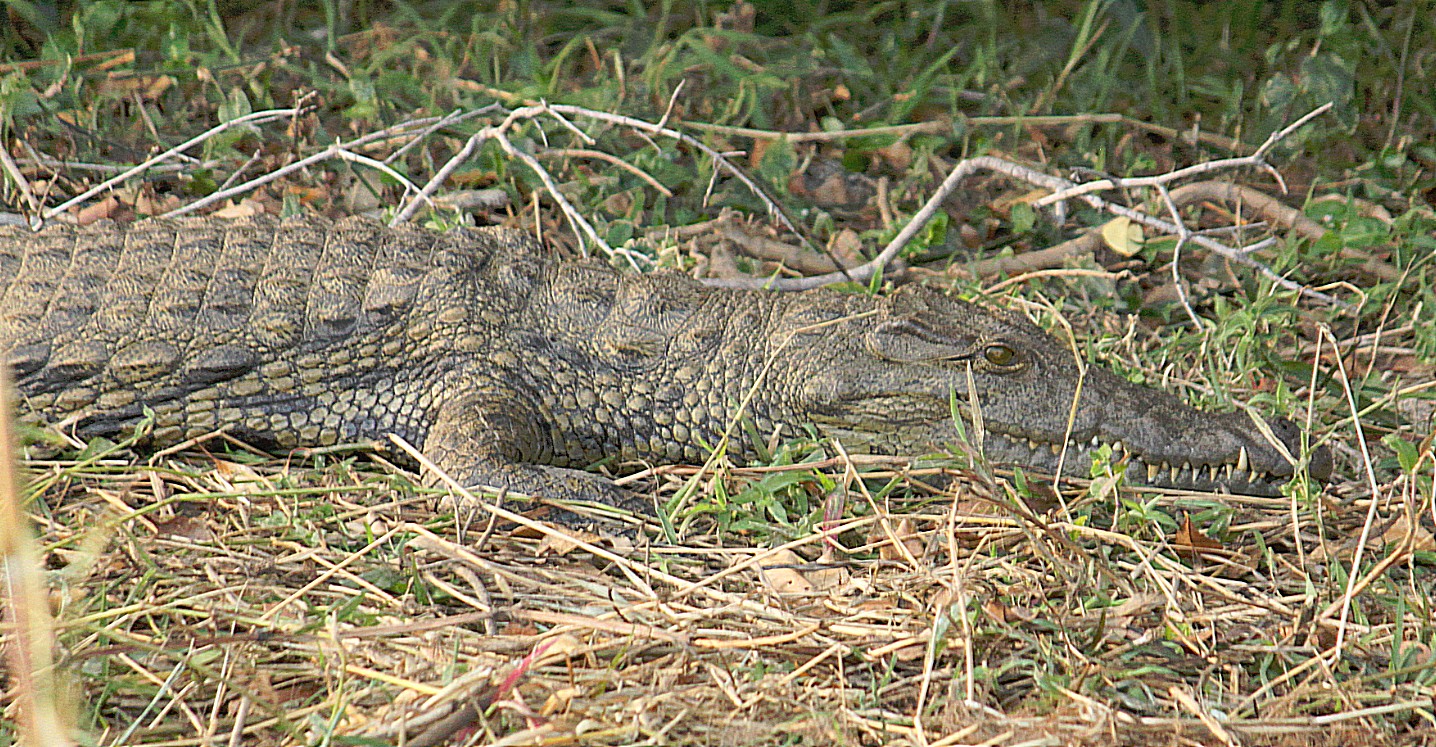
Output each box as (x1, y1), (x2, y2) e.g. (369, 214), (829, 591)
(3, 1), (1436, 745)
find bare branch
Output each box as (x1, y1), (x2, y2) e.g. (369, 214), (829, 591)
(656, 79), (686, 132)
(391, 128), (494, 225)
(490, 128), (642, 269)
(381, 107), (500, 164)
(705, 156), (1068, 290)
(545, 104), (813, 247)
(1157, 183), (1204, 328)
(160, 139), (434, 220)
(1167, 182), (1326, 240)
(704, 105), (1344, 305)
(45, 107), (306, 222)
(539, 148), (674, 197)
(1032, 103), (1332, 208)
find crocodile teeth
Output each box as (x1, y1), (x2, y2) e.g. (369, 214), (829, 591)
(1147, 463), (1161, 482)
(1050, 442), (1062, 455)
(1169, 464), (1180, 483)
(1208, 465), (1220, 482)
(1112, 440), (1124, 454)
(1224, 464), (1234, 479)
(1236, 447), (1249, 474)
(1090, 435), (1101, 446)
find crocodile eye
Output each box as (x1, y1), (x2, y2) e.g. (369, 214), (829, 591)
(983, 344), (1017, 366)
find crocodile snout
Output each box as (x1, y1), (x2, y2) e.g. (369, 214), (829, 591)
(1268, 416), (1332, 482)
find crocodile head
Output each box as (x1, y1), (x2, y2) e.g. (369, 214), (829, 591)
(786, 285), (1331, 495)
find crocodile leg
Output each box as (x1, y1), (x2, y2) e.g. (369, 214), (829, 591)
(424, 391), (654, 519)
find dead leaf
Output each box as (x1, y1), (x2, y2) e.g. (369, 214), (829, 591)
(1173, 515), (1224, 559)
(957, 222), (983, 249)
(788, 159), (875, 210)
(1310, 193), (1393, 223)
(889, 639), (927, 661)
(875, 141), (912, 171)
(713, 1), (755, 34)
(804, 170), (851, 206)
(1381, 515), (1436, 553)
(990, 188), (1050, 215)
(75, 196), (122, 225)
(211, 200), (267, 219)
(760, 560), (812, 594)
(133, 191), (182, 217)
(929, 586), (956, 610)
(759, 549), (846, 594)
(535, 528), (604, 556)
(1107, 593), (1164, 620)
(982, 598), (1038, 624)
(541, 686), (583, 717)
(209, 459), (271, 494)
(1017, 478), (1061, 515)
(97, 72), (174, 101)
(748, 137), (771, 169)
(827, 228), (865, 267)
(873, 518), (924, 561)
(601, 189), (634, 217)
(1100, 216), (1145, 257)
(153, 515), (215, 543)
(291, 185), (331, 205)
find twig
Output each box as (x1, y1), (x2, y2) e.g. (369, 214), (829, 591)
(215, 149), (264, 193)
(688, 112), (1250, 152)
(0, 47), (133, 74)
(545, 104), (813, 247)
(956, 230), (1103, 277)
(0, 140), (43, 225)
(1156, 183), (1204, 328)
(381, 107), (497, 164)
(399, 105), (635, 265)
(159, 140), (432, 220)
(1168, 182), (1324, 240)
(1313, 324), (1385, 665)
(542, 104), (596, 146)
(538, 148), (674, 197)
(684, 112), (1127, 142)
(981, 267), (1124, 295)
(656, 79), (686, 132)
(11, 158), (204, 174)
(705, 114), (1347, 305)
(391, 127), (493, 225)
(44, 107), (305, 222)
(490, 128), (640, 269)
(393, 102), (798, 265)
(704, 155), (1065, 290)
(0, 367), (72, 746)
(719, 222), (868, 276)
(1086, 190), (1345, 306)
(1032, 104), (1333, 208)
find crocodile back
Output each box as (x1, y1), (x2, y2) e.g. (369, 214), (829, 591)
(1, 215), (542, 446)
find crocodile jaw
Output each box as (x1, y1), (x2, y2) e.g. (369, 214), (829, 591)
(815, 411), (1327, 496)
(978, 425), (1329, 495)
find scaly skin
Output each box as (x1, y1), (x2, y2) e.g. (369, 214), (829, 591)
(1, 215), (1330, 514)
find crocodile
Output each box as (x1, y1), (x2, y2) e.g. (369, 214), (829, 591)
(1, 215), (1330, 517)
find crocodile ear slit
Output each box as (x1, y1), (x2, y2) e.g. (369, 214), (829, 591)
(865, 320), (978, 363)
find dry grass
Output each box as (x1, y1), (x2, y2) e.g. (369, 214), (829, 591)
(13, 430), (1433, 745)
